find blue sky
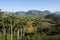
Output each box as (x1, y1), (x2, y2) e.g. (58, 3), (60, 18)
(0, 0), (60, 12)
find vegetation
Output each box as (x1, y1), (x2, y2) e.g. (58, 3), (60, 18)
(0, 10), (60, 40)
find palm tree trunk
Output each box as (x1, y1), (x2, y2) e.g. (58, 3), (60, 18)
(11, 25), (13, 40)
(23, 28), (25, 37)
(17, 29), (20, 40)
(21, 28), (23, 39)
(3, 27), (6, 40)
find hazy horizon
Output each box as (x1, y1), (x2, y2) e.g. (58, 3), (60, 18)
(0, 0), (60, 12)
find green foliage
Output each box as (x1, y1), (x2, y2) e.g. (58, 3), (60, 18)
(0, 32), (3, 40)
(0, 11), (60, 40)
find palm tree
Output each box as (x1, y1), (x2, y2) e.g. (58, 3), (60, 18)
(15, 17), (28, 40)
(7, 14), (15, 40)
(0, 11), (6, 40)
(0, 11), (8, 40)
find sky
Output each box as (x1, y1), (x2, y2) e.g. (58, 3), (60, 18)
(0, 0), (60, 12)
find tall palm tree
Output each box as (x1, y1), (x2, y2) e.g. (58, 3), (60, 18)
(7, 14), (15, 40)
(0, 11), (7, 40)
(15, 17), (28, 40)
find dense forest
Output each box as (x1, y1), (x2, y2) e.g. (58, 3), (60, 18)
(0, 10), (60, 40)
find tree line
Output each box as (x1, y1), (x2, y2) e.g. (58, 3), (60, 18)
(0, 10), (60, 40)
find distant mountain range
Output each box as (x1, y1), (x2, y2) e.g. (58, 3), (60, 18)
(15, 10), (52, 17)
(54, 11), (60, 14)
(4, 10), (60, 17)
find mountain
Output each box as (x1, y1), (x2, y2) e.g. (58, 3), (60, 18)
(54, 11), (60, 14)
(25, 10), (42, 15)
(15, 11), (25, 15)
(4, 12), (15, 14)
(42, 10), (51, 16)
(45, 14), (60, 19)
(45, 14), (60, 24)
(15, 10), (52, 17)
